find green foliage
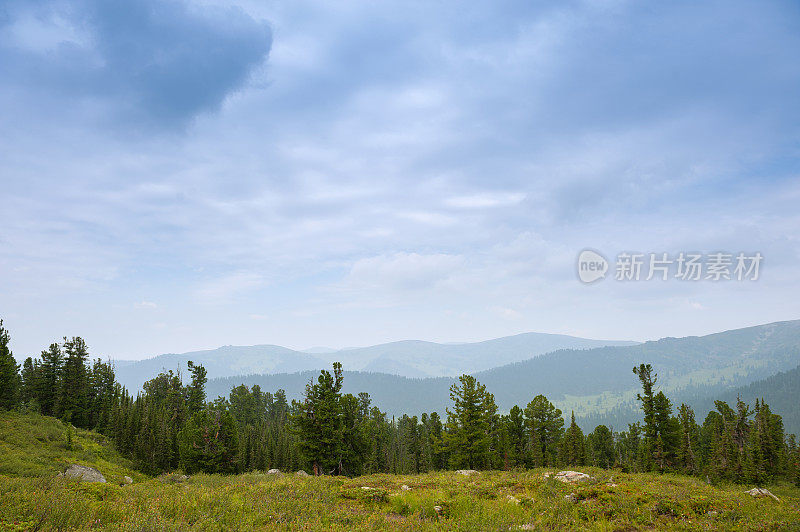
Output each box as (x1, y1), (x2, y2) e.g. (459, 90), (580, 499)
(559, 411), (585, 466)
(179, 407), (239, 474)
(0, 410), (140, 482)
(443, 374), (497, 470)
(186, 360), (208, 415)
(0, 320), (21, 410)
(292, 362), (345, 475)
(1, 468), (799, 530)
(524, 395), (563, 467)
(586, 424), (615, 468)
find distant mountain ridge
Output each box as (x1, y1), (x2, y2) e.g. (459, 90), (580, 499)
(204, 320), (800, 435)
(113, 332), (637, 392)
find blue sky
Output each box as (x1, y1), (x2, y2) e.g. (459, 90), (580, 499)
(1, 0), (799, 360)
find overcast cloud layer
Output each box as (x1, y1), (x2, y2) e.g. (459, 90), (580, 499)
(1, 0), (799, 360)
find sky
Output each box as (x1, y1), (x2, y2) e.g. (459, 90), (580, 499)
(1, 0), (799, 361)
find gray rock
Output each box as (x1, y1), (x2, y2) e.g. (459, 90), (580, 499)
(123, 476), (133, 485)
(401, 484), (411, 491)
(506, 494), (520, 505)
(745, 488), (780, 501)
(554, 471), (594, 484)
(295, 470), (310, 477)
(63, 464), (106, 483)
(266, 469), (281, 475)
(455, 469), (479, 476)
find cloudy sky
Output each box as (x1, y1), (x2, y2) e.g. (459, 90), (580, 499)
(1, 0), (799, 360)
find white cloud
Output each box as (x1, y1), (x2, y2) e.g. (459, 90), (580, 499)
(343, 252), (465, 292)
(445, 192), (526, 209)
(134, 301), (158, 309)
(194, 272), (266, 304)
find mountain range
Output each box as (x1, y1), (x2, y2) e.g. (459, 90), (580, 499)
(113, 332), (637, 392)
(202, 320), (800, 435)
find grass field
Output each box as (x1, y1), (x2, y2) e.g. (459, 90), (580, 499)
(1, 412), (799, 531)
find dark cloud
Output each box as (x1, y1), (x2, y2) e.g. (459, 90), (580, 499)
(0, 0), (271, 128)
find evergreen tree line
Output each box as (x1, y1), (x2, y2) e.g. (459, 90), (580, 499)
(1, 321), (799, 484)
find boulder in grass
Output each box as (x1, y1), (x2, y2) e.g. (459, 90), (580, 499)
(553, 471), (594, 484)
(122, 476), (133, 485)
(746, 488), (780, 501)
(64, 464), (106, 483)
(455, 469), (479, 476)
(295, 470), (310, 477)
(267, 469), (281, 475)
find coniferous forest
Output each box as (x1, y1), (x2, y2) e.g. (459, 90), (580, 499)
(1, 320), (798, 487)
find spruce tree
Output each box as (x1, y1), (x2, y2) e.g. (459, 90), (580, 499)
(292, 363), (344, 475)
(560, 411), (585, 466)
(186, 361), (207, 415)
(652, 391), (680, 471)
(677, 403), (700, 474)
(60, 337), (90, 426)
(587, 424), (615, 468)
(633, 363), (657, 470)
(38, 343), (63, 416)
(0, 320), (20, 410)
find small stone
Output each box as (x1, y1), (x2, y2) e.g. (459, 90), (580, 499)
(455, 469), (479, 476)
(267, 469), (281, 475)
(506, 494), (520, 505)
(361, 486), (374, 490)
(565, 493), (577, 503)
(433, 505), (443, 517)
(745, 488), (779, 501)
(401, 484), (411, 491)
(295, 470), (310, 477)
(123, 476), (133, 485)
(63, 464), (106, 483)
(553, 471), (594, 484)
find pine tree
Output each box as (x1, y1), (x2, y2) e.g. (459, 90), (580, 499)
(504, 405), (527, 468)
(633, 363), (657, 470)
(560, 412), (585, 466)
(179, 406), (239, 474)
(19, 357), (39, 408)
(186, 361), (207, 415)
(38, 343), (63, 416)
(59, 337), (90, 426)
(652, 391), (680, 471)
(524, 395), (564, 467)
(587, 424), (615, 468)
(292, 363), (344, 475)
(0, 320), (20, 410)
(677, 403), (699, 474)
(443, 374), (495, 470)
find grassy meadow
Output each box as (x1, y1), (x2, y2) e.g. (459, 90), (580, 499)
(1, 412), (799, 531)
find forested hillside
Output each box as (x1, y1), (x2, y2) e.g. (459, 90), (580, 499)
(206, 321), (800, 433)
